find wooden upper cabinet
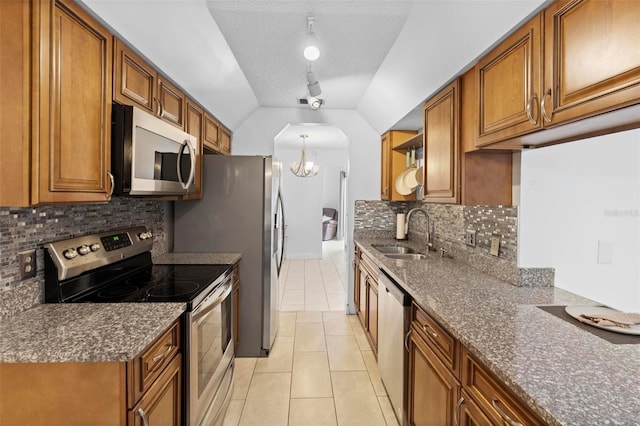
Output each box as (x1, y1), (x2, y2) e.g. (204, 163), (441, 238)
(114, 39), (185, 129)
(380, 130), (418, 201)
(542, 0), (640, 125)
(219, 126), (232, 155)
(423, 80), (460, 204)
(157, 77), (185, 128)
(203, 113), (220, 152)
(36, 0), (113, 204)
(114, 39), (155, 112)
(476, 14), (543, 147)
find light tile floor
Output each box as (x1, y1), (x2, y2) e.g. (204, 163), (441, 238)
(223, 241), (399, 426)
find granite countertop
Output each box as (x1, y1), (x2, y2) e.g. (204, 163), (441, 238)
(154, 252), (242, 265)
(0, 303), (185, 363)
(355, 237), (640, 426)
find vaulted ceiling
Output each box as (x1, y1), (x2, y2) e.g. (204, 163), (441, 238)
(80, 0), (545, 134)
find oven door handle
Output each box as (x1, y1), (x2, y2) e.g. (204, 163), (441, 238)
(192, 279), (232, 320)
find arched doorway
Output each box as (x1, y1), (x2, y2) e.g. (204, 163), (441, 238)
(274, 123), (349, 311)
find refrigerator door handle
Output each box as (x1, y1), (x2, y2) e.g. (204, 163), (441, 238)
(276, 188), (285, 276)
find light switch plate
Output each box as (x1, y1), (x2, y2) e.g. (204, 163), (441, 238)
(490, 235), (500, 257)
(597, 241), (613, 264)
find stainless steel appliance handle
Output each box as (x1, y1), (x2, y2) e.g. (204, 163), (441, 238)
(137, 408), (150, 426)
(176, 138), (196, 191)
(276, 189), (285, 276)
(492, 398), (523, 426)
(192, 279), (232, 320)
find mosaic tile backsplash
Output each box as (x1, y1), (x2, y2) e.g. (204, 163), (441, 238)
(0, 198), (169, 316)
(354, 200), (552, 287)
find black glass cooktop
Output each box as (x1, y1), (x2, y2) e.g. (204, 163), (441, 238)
(71, 264), (231, 303)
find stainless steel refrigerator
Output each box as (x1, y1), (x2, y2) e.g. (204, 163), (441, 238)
(174, 155), (285, 357)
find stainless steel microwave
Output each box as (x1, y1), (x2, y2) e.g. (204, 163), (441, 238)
(111, 102), (197, 196)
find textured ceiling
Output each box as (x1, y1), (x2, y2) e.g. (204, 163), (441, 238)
(206, 0), (411, 109)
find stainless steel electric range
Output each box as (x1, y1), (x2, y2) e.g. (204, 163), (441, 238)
(44, 226), (234, 426)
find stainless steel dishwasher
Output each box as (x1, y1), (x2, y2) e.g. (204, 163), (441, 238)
(377, 270), (411, 426)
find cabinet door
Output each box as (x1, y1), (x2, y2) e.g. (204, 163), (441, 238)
(219, 127), (232, 155)
(202, 114), (220, 152)
(129, 354), (182, 426)
(357, 266), (368, 327)
(36, 0), (112, 204)
(423, 80), (460, 204)
(184, 101), (204, 200)
(353, 250), (361, 314)
(114, 39), (156, 112)
(407, 327), (459, 426)
(476, 14), (543, 146)
(380, 133), (391, 200)
(543, 0), (640, 125)
(368, 280), (378, 351)
(157, 77), (185, 129)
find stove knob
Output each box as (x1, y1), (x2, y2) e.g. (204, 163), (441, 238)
(63, 248), (78, 259)
(139, 232), (153, 240)
(90, 243), (101, 252)
(78, 245), (91, 256)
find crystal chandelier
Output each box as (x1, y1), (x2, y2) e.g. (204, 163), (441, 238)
(290, 134), (319, 178)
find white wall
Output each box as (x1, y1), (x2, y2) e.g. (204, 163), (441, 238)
(358, 0), (545, 134)
(277, 148), (323, 259)
(232, 107), (380, 312)
(274, 148), (347, 259)
(519, 129), (640, 312)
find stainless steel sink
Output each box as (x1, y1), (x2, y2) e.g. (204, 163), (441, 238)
(385, 253), (427, 260)
(372, 245), (416, 254)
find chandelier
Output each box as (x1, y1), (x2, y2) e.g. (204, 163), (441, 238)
(290, 134), (319, 178)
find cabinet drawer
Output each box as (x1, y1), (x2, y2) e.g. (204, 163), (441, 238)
(412, 302), (460, 377)
(360, 252), (378, 278)
(129, 320), (181, 407)
(462, 349), (545, 426)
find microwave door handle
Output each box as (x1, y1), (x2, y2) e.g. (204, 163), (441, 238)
(177, 138), (196, 191)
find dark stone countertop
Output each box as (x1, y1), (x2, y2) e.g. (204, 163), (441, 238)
(355, 237), (640, 426)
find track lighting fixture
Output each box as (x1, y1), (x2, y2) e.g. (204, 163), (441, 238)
(303, 16), (320, 62)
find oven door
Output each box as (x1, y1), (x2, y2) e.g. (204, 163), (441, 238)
(187, 277), (233, 426)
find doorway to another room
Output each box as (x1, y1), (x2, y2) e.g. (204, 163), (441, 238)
(274, 123), (349, 312)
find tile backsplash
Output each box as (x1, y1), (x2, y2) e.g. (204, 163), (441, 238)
(354, 200), (552, 287)
(0, 198), (169, 316)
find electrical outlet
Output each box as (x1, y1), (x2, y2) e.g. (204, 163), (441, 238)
(465, 230), (476, 247)
(18, 249), (37, 280)
(490, 235), (500, 257)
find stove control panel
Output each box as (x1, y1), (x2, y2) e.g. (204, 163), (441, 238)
(45, 226), (153, 281)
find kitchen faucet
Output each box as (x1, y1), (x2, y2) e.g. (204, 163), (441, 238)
(405, 207), (435, 251)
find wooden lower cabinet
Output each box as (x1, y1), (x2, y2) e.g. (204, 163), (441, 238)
(367, 277), (378, 351)
(354, 249), (379, 354)
(129, 354), (182, 426)
(407, 325), (460, 426)
(462, 348), (545, 426)
(0, 321), (182, 426)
